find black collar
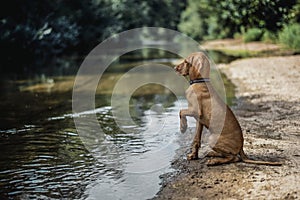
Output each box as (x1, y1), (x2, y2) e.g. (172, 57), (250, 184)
(189, 78), (210, 85)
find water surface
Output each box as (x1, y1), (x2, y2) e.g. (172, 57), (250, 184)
(0, 50), (236, 199)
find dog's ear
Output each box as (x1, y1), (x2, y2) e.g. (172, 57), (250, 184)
(199, 54), (210, 78)
(187, 53), (210, 78)
(186, 55), (196, 67)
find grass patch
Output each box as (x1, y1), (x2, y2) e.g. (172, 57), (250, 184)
(262, 31), (277, 43)
(243, 28), (263, 43)
(219, 49), (258, 58)
(278, 23), (300, 52)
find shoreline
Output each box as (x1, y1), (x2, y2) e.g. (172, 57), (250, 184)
(153, 55), (300, 199)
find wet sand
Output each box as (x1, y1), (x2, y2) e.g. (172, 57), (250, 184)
(153, 55), (300, 199)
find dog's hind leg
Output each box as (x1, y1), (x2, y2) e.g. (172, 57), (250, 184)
(206, 155), (239, 166)
(206, 151), (224, 157)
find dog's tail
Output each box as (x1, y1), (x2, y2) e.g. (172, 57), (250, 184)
(239, 149), (282, 166)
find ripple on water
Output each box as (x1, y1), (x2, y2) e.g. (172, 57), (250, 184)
(0, 122), (103, 199)
(0, 98), (187, 199)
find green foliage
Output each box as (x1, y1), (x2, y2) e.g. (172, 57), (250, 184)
(1, 0), (300, 76)
(178, 0), (297, 41)
(287, 0), (300, 23)
(262, 31), (278, 43)
(178, 0), (239, 40)
(278, 23), (300, 51)
(0, 0), (186, 74)
(243, 28), (263, 42)
(0, 0), (114, 73)
(178, 0), (206, 40)
(233, 32), (243, 39)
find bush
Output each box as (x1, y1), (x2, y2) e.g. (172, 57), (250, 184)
(243, 28), (263, 42)
(262, 31), (277, 43)
(233, 32), (242, 39)
(278, 23), (300, 51)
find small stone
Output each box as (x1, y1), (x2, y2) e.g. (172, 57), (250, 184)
(214, 181), (220, 185)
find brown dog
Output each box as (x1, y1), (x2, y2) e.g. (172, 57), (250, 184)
(174, 52), (281, 166)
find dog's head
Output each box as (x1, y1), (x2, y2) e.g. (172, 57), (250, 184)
(174, 52), (210, 79)
(174, 59), (190, 76)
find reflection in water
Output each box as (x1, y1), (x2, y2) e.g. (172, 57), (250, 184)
(0, 91), (184, 199)
(87, 99), (184, 200)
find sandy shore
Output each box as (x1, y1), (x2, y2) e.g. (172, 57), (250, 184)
(153, 55), (300, 199)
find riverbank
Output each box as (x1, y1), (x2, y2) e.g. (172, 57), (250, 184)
(201, 38), (295, 57)
(153, 54), (300, 199)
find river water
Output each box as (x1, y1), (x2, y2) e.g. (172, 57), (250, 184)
(0, 50), (236, 199)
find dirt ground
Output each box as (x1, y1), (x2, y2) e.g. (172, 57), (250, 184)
(201, 38), (281, 52)
(153, 55), (300, 200)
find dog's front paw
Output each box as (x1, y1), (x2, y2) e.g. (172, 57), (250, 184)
(187, 152), (198, 160)
(180, 119), (187, 133)
(180, 124), (187, 133)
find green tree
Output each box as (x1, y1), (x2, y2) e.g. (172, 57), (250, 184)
(0, 0), (114, 73)
(178, 0), (208, 40)
(0, 0), (186, 76)
(178, 0), (297, 40)
(107, 0), (185, 30)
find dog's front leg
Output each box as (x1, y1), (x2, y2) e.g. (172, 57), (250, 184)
(179, 109), (194, 133)
(187, 122), (203, 160)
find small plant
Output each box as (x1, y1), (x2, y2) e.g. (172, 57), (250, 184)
(278, 23), (300, 51)
(233, 32), (242, 39)
(262, 31), (277, 43)
(243, 28), (263, 43)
